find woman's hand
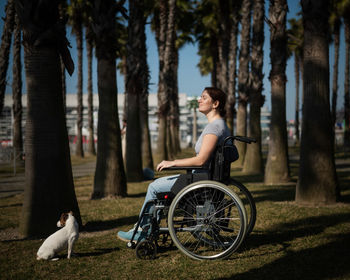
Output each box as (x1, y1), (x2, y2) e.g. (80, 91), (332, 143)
(157, 160), (176, 171)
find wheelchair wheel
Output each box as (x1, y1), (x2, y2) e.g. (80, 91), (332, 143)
(228, 178), (256, 236)
(168, 181), (247, 260)
(135, 240), (157, 260)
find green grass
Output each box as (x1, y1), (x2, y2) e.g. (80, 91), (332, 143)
(1, 151), (350, 280)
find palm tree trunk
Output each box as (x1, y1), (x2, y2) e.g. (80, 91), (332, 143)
(15, 0), (81, 237)
(344, 18), (350, 149)
(156, 0), (169, 162)
(125, 0), (146, 182)
(331, 18), (340, 129)
(210, 35), (219, 87)
(170, 50), (181, 154)
(226, 0), (241, 134)
(296, 0), (338, 205)
(294, 54), (300, 145)
(86, 26), (96, 155)
(0, 0), (15, 114)
(12, 13), (23, 161)
(243, 0), (265, 174)
(217, 0), (230, 94)
(236, 0), (251, 167)
(92, 0), (127, 198)
(75, 24), (84, 157)
(264, 0), (290, 184)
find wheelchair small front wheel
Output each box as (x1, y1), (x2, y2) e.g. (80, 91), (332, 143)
(168, 181), (247, 261)
(135, 240), (157, 260)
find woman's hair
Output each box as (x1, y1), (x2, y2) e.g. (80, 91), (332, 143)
(204, 87), (227, 117)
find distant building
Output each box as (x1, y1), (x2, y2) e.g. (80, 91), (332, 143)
(1, 93), (271, 150)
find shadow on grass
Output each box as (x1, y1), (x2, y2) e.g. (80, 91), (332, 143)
(222, 212), (350, 280)
(248, 185), (296, 203)
(127, 192), (146, 198)
(75, 247), (120, 258)
(222, 234), (350, 280)
(83, 215), (139, 233)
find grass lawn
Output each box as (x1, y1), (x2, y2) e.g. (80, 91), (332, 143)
(0, 150), (350, 280)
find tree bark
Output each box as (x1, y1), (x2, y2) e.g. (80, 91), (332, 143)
(236, 0), (251, 167)
(86, 25), (96, 155)
(0, 0), (15, 114)
(15, 0), (80, 237)
(294, 54), (300, 145)
(243, 0), (265, 174)
(12, 13), (23, 162)
(92, 0), (127, 198)
(75, 23), (84, 157)
(226, 0), (241, 134)
(296, 0), (338, 205)
(331, 18), (340, 129)
(125, 0), (144, 181)
(264, 0), (290, 184)
(344, 18), (350, 149)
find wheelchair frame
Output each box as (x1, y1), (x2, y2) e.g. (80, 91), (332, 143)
(126, 136), (257, 260)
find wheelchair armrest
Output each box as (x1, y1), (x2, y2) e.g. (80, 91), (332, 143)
(162, 166), (208, 174)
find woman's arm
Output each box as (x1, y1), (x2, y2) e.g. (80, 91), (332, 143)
(157, 134), (218, 171)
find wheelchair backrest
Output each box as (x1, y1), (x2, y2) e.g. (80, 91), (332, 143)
(209, 136), (239, 184)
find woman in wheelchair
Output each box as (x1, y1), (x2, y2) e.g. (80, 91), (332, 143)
(117, 87), (232, 243)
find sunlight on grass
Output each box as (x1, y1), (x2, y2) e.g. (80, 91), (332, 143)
(1, 149), (350, 280)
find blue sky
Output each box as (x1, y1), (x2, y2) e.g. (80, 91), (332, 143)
(0, 1), (346, 121)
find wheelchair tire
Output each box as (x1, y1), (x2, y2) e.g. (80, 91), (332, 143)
(228, 178), (257, 236)
(168, 181), (247, 260)
(135, 240), (157, 260)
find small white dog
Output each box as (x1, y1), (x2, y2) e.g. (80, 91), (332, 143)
(37, 211), (79, 260)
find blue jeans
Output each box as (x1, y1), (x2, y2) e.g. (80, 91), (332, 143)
(139, 175), (180, 226)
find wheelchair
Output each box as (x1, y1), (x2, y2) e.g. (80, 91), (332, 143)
(126, 136), (257, 260)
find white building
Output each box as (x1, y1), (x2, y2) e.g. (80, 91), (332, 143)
(1, 93), (271, 149)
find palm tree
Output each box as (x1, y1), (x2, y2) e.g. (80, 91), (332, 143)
(155, 0), (177, 162)
(296, 0), (338, 205)
(343, 3), (350, 149)
(91, 0), (127, 198)
(58, 1), (68, 113)
(85, 0), (96, 155)
(217, 0), (231, 95)
(14, 0), (81, 237)
(68, 0), (84, 158)
(0, 0), (15, 115)
(187, 98), (199, 147)
(264, 0), (290, 184)
(194, 1), (219, 87)
(287, 17), (303, 145)
(125, 0), (145, 182)
(12, 12), (23, 162)
(226, 0), (242, 134)
(242, 0), (265, 174)
(236, 0), (252, 167)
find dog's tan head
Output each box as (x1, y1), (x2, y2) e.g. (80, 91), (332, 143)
(57, 211), (74, 227)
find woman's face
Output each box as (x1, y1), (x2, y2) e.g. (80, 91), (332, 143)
(198, 90), (217, 115)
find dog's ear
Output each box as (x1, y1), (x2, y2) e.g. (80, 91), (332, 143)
(69, 211), (74, 216)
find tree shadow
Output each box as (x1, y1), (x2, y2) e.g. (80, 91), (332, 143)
(127, 192), (146, 198)
(218, 234), (350, 280)
(248, 185), (296, 203)
(83, 215), (139, 233)
(243, 212), (350, 251)
(219, 212), (350, 280)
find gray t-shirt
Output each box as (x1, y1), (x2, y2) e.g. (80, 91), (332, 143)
(195, 119), (231, 155)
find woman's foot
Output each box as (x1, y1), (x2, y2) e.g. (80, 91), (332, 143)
(117, 225), (147, 243)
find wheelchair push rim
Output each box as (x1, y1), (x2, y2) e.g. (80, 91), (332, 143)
(168, 181), (247, 260)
